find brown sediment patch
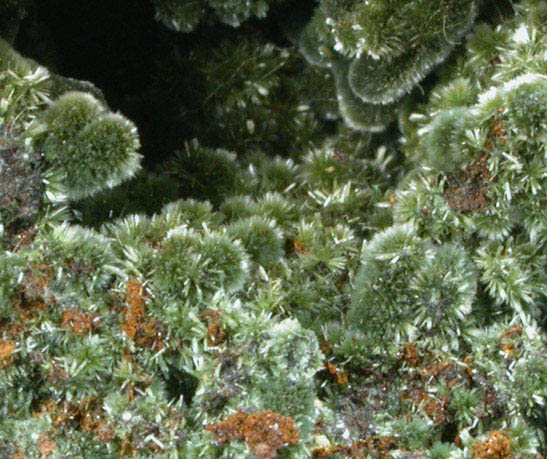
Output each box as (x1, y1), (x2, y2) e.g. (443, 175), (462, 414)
(61, 309), (100, 334)
(313, 436), (398, 458)
(472, 430), (512, 458)
(398, 343), (421, 367)
(444, 154), (491, 214)
(34, 397), (114, 443)
(122, 279), (164, 350)
(206, 410), (299, 458)
(286, 237), (309, 254)
(499, 326), (523, 358)
(37, 433), (57, 457)
(0, 339), (16, 369)
(202, 309), (226, 346)
(326, 362), (349, 385)
(401, 388), (449, 424)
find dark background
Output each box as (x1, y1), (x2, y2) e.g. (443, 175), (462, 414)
(15, 0), (316, 167)
(13, 0), (514, 169)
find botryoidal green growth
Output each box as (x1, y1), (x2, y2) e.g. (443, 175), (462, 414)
(296, 0), (480, 133)
(152, 0), (286, 32)
(0, 0), (546, 457)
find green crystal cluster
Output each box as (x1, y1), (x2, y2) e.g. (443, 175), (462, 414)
(0, 0), (545, 457)
(152, 0), (286, 32)
(298, 0), (479, 132)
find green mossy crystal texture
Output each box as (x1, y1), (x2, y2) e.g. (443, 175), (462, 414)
(152, 0), (286, 32)
(0, 0), (546, 457)
(297, 0), (480, 133)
